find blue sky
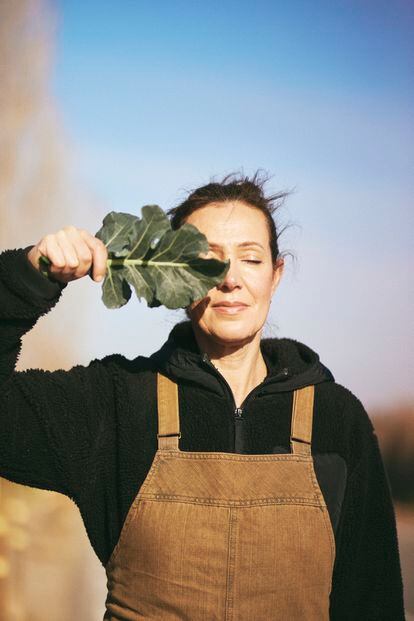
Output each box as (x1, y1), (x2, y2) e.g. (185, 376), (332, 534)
(48, 0), (413, 408)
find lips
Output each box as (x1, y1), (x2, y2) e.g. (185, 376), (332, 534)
(212, 301), (248, 307)
(211, 302), (249, 314)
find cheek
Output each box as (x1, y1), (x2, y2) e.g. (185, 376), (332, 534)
(248, 270), (274, 301)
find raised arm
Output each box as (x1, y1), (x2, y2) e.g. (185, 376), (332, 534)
(0, 228), (112, 502)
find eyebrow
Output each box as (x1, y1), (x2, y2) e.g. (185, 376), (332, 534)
(208, 242), (265, 250)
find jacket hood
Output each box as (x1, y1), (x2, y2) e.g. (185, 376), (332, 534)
(149, 320), (334, 398)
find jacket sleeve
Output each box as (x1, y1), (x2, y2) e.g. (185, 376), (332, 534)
(0, 246), (116, 502)
(330, 394), (406, 620)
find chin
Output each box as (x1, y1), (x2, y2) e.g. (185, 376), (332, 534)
(199, 320), (260, 345)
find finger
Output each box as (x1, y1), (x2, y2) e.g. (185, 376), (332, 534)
(55, 230), (80, 270)
(63, 227), (93, 276)
(44, 235), (66, 269)
(79, 230), (108, 281)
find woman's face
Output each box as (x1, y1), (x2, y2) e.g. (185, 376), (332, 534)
(185, 201), (284, 348)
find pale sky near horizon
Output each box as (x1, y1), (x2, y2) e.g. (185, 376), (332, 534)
(45, 0), (413, 410)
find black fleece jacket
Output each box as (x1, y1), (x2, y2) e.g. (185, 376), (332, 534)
(0, 246), (406, 621)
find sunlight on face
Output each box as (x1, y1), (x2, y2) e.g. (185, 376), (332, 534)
(185, 201), (284, 347)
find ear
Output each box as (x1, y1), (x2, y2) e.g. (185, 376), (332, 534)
(271, 258), (284, 296)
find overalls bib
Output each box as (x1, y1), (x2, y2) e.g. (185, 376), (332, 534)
(104, 373), (336, 620)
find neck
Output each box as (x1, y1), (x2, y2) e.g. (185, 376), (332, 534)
(192, 326), (268, 408)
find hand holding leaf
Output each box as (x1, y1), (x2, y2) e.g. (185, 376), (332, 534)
(94, 204), (229, 309)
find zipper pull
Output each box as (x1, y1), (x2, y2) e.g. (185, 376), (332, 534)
(234, 407), (243, 418)
(202, 352), (215, 368)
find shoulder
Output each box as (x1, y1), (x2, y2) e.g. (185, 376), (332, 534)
(316, 381), (373, 428)
(82, 352), (158, 384)
(316, 380), (375, 435)
(46, 352), (157, 390)
(313, 380), (377, 466)
(84, 352), (155, 371)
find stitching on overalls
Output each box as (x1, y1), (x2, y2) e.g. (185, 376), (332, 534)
(137, 494), (323, 507)
(306, 455), (337, 566)
(106, 502), (141, 569)
(107, 454), (166, 569)
(157, 451), (306, 462)
(225, 508), (237, 621)
(138, 452), (165, 494)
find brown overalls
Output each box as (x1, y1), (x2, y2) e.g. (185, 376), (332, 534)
(104, 373), (336, 620)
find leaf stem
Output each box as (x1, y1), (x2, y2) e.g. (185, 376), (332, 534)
(38, 254), (51, 279)
(107, 258), (189, 268)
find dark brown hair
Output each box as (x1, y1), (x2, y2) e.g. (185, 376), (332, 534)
(166, 170), (291, 267)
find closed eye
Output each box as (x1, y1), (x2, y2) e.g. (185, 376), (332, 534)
(243, 260), (262, 264)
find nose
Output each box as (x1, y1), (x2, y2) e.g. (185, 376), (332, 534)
(218, 260), (241, 291)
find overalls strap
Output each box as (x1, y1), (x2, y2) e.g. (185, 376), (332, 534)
(157, 373), (180, 450)
(290, 385), (315, 455)
(157, 372), (315, 455)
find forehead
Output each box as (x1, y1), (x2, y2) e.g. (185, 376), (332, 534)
(185, 201), (269, 244)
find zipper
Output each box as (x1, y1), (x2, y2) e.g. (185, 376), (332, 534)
(201, 352), (290, 418)
(202, 352), (290, 453)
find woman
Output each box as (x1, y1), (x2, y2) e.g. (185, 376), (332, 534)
(0, 172), (405, 619)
